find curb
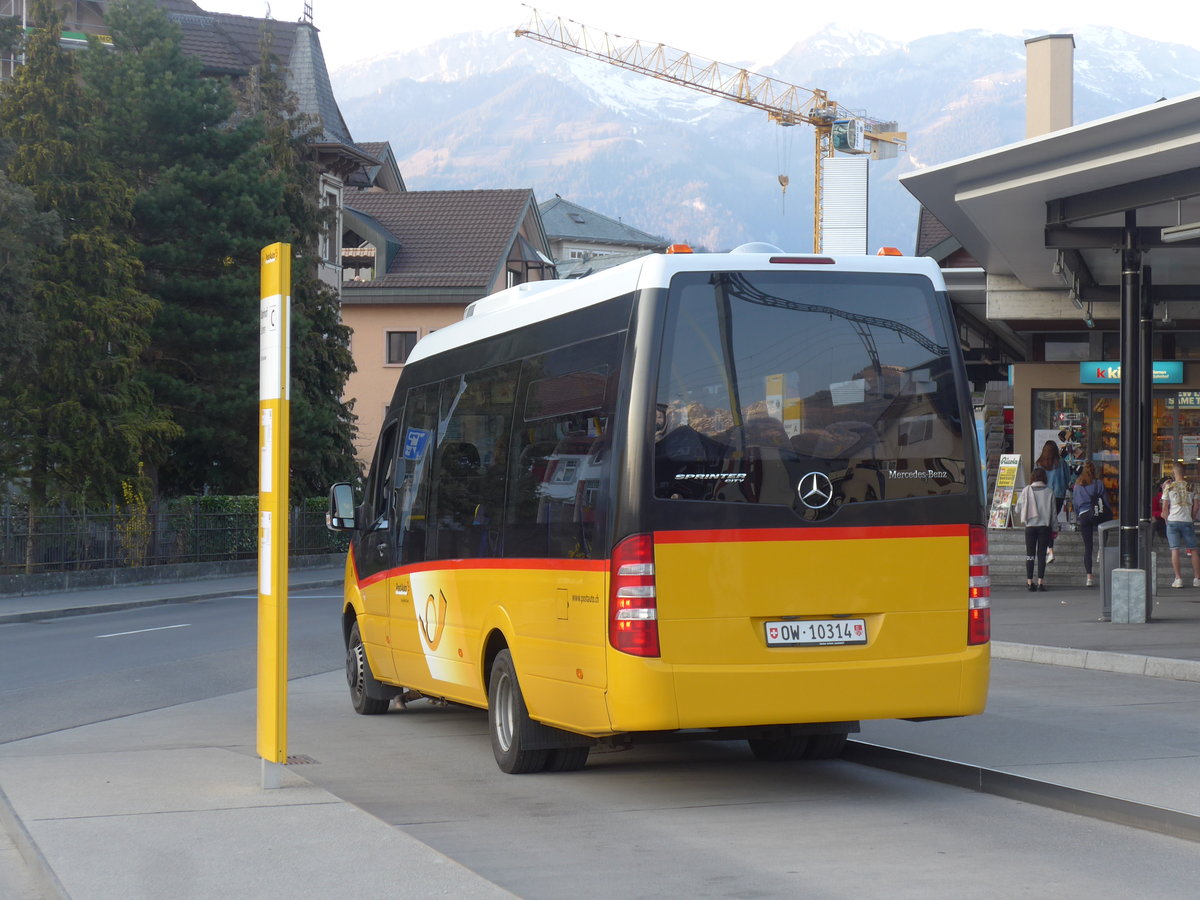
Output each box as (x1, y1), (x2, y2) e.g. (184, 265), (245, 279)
(0, 578), (343, 626)
(0, 782), (69, 900)
(844, 740), (1200, 844)
(992, 640), (1200, 683)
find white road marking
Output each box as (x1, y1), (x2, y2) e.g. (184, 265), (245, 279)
(97, 624), (192, 638)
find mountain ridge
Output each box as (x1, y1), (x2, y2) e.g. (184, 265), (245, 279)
(332, 26), (1200, 253)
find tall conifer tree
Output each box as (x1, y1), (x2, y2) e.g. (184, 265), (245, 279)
(0, 142), (61, 482)
(83, 0), (290, 495)
(0, 0), (176, 504)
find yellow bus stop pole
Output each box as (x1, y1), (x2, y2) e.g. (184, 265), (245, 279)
(258, 243), (291, 788)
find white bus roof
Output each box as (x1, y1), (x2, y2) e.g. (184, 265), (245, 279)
(405, 249), (948, 366)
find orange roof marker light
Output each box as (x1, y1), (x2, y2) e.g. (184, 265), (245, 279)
(665, 244), (693, 254)
(876, 247), (903, 256)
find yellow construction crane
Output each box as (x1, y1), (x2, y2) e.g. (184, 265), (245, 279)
(515, 6), (906, 252)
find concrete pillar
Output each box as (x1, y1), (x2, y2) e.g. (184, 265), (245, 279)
(1111, 568), (1147, 624)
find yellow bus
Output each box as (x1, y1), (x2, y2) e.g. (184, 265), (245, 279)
(327, 245), (990, 773)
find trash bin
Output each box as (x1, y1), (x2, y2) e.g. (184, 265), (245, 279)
(1098, 519), (1120, 621)
(1099, 519), (1156, 622)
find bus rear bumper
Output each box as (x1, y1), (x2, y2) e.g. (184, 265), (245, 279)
(605, 648), (989, 733)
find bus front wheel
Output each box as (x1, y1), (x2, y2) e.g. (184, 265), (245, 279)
(346, 621), (390, 715)
(488, 649), (548, 774)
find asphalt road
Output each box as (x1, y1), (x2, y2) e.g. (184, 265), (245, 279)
(0, 587), (344, 745)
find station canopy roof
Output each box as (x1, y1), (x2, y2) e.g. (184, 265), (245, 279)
(902, 91), (1200, 313)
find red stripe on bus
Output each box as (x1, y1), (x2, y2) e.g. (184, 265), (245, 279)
(652, 524), (967, 544)
(350, 525), (963, 588)
(354, 556), (606, 590)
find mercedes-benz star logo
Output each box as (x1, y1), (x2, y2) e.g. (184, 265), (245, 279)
(797, 471), (834, 509)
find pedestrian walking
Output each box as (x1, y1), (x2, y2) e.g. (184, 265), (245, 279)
(1072, 461), (1108, 587)
(1018, 466), (1055, 591)
(1162, 462), (1200, 588)
(1035, 439), (1072, 563)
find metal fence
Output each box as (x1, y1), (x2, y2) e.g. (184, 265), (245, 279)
(0, 498), (348, 575)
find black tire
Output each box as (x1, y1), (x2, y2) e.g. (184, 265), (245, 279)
(803, 732), (849, 759)
(346, 621), (389, 715)
(543, 746), (590, 772)
(747, 735), (809, 761)
(488, 649), (548, 774)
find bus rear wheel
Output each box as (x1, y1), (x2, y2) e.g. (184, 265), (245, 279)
(544, 747), (590, 772)
(346, 621), (389, 715)
(488, 649), (548, 774)
(803, 732), (849, 759)
(747, 735), (809, 761)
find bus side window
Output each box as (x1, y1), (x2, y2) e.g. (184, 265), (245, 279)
(428, 363), (519, 561)
(367, 422), (400, 530)
(396, 383), (438, 566)
(353, 420), (402, 580)
(506, 335), (622, 560)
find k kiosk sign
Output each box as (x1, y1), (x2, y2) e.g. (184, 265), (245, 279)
(1079, 361), (1184, 384)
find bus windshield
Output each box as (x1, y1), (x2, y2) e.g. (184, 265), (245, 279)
(654, 269), (966, 509)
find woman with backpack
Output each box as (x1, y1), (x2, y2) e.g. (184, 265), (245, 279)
(1072, 461), (1109, 587)
(1162, 462), (1200, 589)
(1036, 439), (1072, 563)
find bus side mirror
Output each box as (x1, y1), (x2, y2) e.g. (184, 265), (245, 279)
(327, 482), (357, 531)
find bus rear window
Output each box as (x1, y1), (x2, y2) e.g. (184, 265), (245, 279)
(653, 270), (966, 508)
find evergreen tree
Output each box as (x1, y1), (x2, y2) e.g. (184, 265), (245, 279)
(0, 140), (61, 482)
(77, 1), (357, 496)
(0, 14), (22, 62)
(82, 0), (291, 495)
(0, 0), (177, 505)
(239, 24), (360, 495)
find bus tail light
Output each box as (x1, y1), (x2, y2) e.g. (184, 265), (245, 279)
(610, 533), (660, 657)
(968, 525), (991, 645)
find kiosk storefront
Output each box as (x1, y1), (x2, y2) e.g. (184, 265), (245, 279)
(1014, 360), (1200, 520)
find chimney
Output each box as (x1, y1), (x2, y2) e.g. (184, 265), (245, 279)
(1025, 34), (1075, 138)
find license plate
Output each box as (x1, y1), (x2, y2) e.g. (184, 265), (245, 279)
(765, 618), (867, 647)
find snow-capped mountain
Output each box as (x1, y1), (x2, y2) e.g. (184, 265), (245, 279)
(332, 27), (1200, 253)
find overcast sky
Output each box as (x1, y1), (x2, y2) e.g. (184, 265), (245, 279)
(199, 0), (1199, 73)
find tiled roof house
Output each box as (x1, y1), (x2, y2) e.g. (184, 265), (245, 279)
(340, 188), (556, 456)
(539, 195), (669, 277)
(915, 205), (979, 268)
(355, 141), (407, 193)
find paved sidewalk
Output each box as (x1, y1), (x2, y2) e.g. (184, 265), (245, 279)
(989, 578), (1200, 678)
(3, 570), (1200, 897)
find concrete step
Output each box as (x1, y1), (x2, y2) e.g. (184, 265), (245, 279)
(986, 527), (1176, 587)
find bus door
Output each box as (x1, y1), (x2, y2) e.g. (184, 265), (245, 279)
(353, 419), (401, 683)
(393, 366), (520, 704)
(386, 383), (438, 687)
